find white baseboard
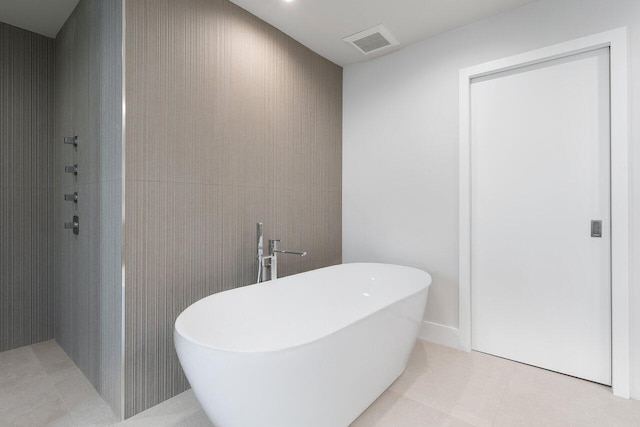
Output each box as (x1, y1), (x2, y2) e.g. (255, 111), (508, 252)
(418, 320), (464, 351)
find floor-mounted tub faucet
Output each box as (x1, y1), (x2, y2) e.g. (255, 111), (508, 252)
(268, 239), (307, 280)
(256, 222), (306, 283)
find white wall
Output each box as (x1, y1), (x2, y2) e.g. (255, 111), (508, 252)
(343, 0), (640, 396)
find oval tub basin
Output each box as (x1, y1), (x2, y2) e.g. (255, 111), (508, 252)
(174, 262), (431, 427)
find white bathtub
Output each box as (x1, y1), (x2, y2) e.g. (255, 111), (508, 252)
(174, 263), (431, 427)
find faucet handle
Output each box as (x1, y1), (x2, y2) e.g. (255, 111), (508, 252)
(64, 136), (78, 147)
(269, 239), (281, 255)
(64, 192), (78, 203)
(64, 215), (80, 235)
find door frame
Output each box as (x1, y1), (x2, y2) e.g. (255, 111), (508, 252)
(458, 28), (630, 398)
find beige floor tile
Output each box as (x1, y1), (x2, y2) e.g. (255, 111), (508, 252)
(493, 362), (640, 427)
(116, 415), (194, 427)
(3, 339), (640, 427)
(390, 341), (516, 426)
(32, 342), (119, 425)
(0, 345), (47, 390)
(351, 389), (473, 427)
(47, 414), (79, 426)
(0, 381), (69, 426)
(72, 396), (119, 426)
(117, 390), (211, 427)
(125, 390), (203, 419)
(117, 411), (211, 427)
(31, 340), (76, 375)
(51, 367), (100, 409)
(48, 367), (118, 425)
(169, 410), (213, 427)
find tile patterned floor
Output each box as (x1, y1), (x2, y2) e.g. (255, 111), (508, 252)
(1, 339), (640, 426)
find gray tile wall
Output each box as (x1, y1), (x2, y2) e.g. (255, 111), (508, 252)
(124, 0), (342, 417)
(0, 23), (54, 352)
(53, 0), (123, 418)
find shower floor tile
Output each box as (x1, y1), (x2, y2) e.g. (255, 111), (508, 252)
(1, 339), (640, 426)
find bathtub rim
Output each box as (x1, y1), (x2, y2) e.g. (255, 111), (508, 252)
(174, 262), (431, 354)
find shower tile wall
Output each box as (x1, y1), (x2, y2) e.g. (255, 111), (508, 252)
(53, 0), (123, 418)
(0, 23), (54, 352)
(125, 0), (342, 417)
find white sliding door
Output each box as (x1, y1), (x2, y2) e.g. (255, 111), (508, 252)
(470, 48), (611, 385)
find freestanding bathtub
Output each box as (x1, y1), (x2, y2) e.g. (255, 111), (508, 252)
(174, 263), (431, 427)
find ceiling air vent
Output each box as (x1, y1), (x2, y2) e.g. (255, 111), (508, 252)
(343, 25), (399, 55)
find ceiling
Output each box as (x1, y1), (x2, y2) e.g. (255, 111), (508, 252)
(0, 0), (539, 62)
(229, 0), (540, 66)
(0, 0), (79, 38)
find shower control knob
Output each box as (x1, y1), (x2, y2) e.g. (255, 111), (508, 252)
(65, 164), (78, 175)
(64, 136), (78, 147)
(64, 215), (80, 235)
(64, 192), (78, 203)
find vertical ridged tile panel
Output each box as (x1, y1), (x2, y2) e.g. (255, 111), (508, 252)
(0, 23), (54, 352)
(54, 0), (86, 386)
(53, 0), (123, 418)
(124, 0), (342, 417)
(96, 0), (124, 417)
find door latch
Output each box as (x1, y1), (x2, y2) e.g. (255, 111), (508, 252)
(591, 220), (602, 238)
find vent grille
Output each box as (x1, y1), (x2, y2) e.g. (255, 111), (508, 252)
(353, 32), (391, 53)
(343, 25), (399, 55)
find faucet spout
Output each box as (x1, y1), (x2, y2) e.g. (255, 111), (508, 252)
(268, 238), (307, 280)
(257, 227), (308, 283)
(274, 250), (307, 256)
